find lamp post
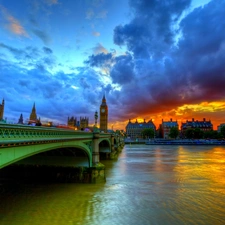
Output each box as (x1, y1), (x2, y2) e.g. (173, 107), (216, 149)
(94, 111), (98, 127)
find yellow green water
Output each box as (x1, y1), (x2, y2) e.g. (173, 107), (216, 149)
(1, 145), (225, 225)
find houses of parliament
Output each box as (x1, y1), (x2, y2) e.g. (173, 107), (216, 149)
(0, 96), (109, 132)
(68, 95), (108, 132)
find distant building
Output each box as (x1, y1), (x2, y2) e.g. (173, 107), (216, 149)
(79, 117), (89, 130)
(217, 123), (225, 132)
(67, 116), (89, 130)
(126, 119), (156, 139)
(181, 118), (213, 134)
(160, 119), (179, 139)
(18, 113), (24, 124)
(29, 103), (37, 122)
(100, 95), (108, 133)
(0, 99), (4, 120)
(28, 103), (41, 125)
(68, 116), (77, 128)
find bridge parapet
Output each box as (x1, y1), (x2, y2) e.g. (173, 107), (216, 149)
(0, 124), (93, 147)
(0, 124), (124, 174)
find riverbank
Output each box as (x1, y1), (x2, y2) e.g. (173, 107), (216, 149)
(125, 138), (225, 145)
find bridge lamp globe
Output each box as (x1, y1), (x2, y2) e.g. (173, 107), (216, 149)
(94, 111), (98, 127)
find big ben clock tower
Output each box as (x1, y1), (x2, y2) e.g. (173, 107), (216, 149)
(100, 95), (108, 133)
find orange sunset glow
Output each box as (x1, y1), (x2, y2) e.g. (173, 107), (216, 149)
(111, 101), (225, 131)
(1, 0), (225, 132)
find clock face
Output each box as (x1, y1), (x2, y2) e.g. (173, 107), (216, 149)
(101, 108), (105, 113)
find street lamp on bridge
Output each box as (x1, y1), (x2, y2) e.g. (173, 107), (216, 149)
(94, 111), (98, 127)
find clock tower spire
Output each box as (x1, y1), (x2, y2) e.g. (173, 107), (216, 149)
(100, 95), (108, 133)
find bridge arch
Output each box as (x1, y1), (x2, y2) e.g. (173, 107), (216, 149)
(0, 124), (125, 170)
(0, 141), (92, 169)
(99, 138), (111, 153)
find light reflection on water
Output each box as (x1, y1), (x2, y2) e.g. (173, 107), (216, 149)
(1, 145), (225, 225)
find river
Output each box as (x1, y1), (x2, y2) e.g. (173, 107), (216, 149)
(1, 144), (225, 225)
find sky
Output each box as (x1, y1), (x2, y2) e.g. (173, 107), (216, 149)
(0, 0), (225, 131)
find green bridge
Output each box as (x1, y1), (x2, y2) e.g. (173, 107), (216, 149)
(0, 124), (124, 182)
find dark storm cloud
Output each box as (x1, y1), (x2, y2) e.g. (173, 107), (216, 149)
(114, 0), (191, 58)
(84, 52), (113, 67)
(172, 0), (225, 100)
(111, 53), (135, 85)
(110, 0), (225, 119)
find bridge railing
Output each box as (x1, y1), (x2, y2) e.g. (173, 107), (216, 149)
(0, 124), (94, 147)
(0, 123), (123, 149)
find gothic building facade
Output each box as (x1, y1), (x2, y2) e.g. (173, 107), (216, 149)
(18, 113), (24, 124)
(0, 99), (4, 120)
(67, 116), (89, 130)
(29, 103), (37, 122)
(68, 116), (77, 127)
(80, 117), (89, 130)
(28, 103), (41, 125)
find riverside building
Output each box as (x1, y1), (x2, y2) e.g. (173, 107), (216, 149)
(126, 119), (156, 139)
(181, 118), (213, 133)
(159, 119), (179, 139)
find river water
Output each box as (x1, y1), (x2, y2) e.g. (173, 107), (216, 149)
(1, 144), (225, 225)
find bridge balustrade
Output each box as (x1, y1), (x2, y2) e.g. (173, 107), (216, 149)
(0, 123), (124, 170)
(0, 124), (93, 147)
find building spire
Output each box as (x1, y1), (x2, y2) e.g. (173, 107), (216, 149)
(29, 102), (37, 122)
(102, 94), (106, 103)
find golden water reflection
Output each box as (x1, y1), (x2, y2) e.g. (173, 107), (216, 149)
(1, 145), (225, 225)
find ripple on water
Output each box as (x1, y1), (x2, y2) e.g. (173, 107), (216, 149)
(1, 146), (225, 225)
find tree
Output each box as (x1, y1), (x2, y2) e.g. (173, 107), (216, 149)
(204, 130), (219, 139)
(142, 128), (155, 139)
(210, 130), (220, 139)
(169, 127), (179, 139)
(185, 128), (194, 139)
(220, 126), (225, 138)
(193, 128), (204, 139)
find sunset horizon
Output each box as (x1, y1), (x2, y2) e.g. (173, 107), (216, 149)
(0, 0), (224, 132)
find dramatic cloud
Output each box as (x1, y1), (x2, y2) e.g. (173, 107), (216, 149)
(114, 0), (191, 58)
(110, 0), (225, 122)
(84, 52), (113, 68)
(110, 53), (134, 85)
(1, 0), (225, 129)
(0, 52), (105, 123)
(91, 43), (108, 54)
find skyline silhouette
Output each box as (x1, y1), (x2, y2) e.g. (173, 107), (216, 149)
(0, 0), (224, 130)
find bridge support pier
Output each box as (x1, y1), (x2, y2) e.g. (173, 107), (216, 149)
(90, 165), (106, 183)
(111, 134), (115, 152)
(91, 132), (106, 183)
(109, 134), (117, 159)
(92, 132), (100, 165)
